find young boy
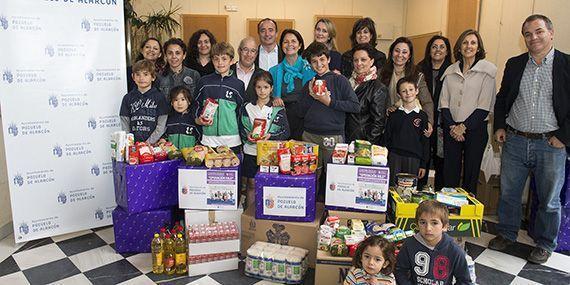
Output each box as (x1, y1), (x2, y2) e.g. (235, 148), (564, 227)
(192, 42), (245, 150)
(299, 42), (360, 195)
(395, 200), (471, 285)
(120, 59), (169, 143)
(383, 77), (430, 185)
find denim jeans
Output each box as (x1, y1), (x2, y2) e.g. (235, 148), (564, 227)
(497, 131), (567, 252)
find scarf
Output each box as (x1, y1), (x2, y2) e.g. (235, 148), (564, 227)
(349, 66), (378, 90)
(270, 56), (315, 98)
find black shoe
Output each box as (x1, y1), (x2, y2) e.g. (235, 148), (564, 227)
(488, 235), (514, 251)
(527, 247), (551, 264)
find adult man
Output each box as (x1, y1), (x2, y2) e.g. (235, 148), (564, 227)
(490, 14), (570, 264)
(255, 18), (284, 71)
(231, 37), (264, 103)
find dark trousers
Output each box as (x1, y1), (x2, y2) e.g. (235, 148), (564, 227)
(443, 122), (488, 194)
(285, 101), (304, 140)
(388, 152), (420, 186)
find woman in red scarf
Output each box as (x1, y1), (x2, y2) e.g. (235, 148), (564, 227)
(345, 44), (389, 145)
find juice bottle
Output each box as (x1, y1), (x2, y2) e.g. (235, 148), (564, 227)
(151, 233), (164, 274)
(163, 234), (176, 275)
(175, 233), (188, 274)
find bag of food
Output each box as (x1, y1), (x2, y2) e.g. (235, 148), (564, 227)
(200, 98), (218, 123)
(278, 148), (291, 174)
(251, 118), (267, 140)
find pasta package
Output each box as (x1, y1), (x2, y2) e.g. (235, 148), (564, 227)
(256, 141), (285, 166)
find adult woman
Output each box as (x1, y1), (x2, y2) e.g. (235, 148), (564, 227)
(159, 38), (201, 100)
(417, 36), (453, 189)
(341, 17), (386, 77)
(184, 29), (217, 76)
(127, 37), (165, 92)
(313, 18), (342, 73)
(345, 44), (389, 145)
(439, 29), (496, 194)
(269, 29), (316, 140)
(379, 37), (434, 128)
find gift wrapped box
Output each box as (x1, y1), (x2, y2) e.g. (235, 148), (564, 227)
(112, 206), (173, 253)
(113, 159), (181, 214)
(255, 172), (316, 222)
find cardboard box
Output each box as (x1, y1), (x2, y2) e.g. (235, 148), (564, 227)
(188, 257), (239, 277)
(477, 171), (501, 215)
(255, 172), (316, 222)
(388, 188), (484, 237)
(112, 206), (173, 254)
(113, 159), (181, 214)
(241, 203), (324, 268)
(314, 209), (386, 285)
(179, 165), (239, 210)
(325, 164), (389, 212)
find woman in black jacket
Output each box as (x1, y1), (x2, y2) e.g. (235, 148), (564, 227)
(417, 35), (452, 189)
(345, 44), (389, 145)
(341, 18), (386, 78)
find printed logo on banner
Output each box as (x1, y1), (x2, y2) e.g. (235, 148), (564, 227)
(8, 123), (18, 136)
(2, 69), (13, 83)
(94, 208), (104, 220)
(0, 15), (9, 30)
(64, 187), (96, 204)
(18, 222), (29, 236)
(90, 162), (113, 176)
(57, 192), (67, 204)
(85, 70), (94, 82)
(9, 16), (41, 31)
(6, 121), (51, 137)
(45, 45), (55, 57)
(52, 145), (63, 157)
(88, 115), (120, 130)
(16, 217), (62, 240)
(48, 95), (59, 108)
(1, 69), (46, 84)
(91, 164), (100, 176)
(265, 195), (275, 209)
(88, 117), (97, 129)
(81, 18), (91, 31)
(13, 173), (24, 187)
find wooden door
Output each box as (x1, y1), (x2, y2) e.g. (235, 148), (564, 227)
(447, 0), (481, 52)
(181, 14), (229, 44)
(409, 31), (442, 64)
(247, 18), (295, 46)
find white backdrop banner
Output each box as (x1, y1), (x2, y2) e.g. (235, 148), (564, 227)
(0, 0), (125, 242)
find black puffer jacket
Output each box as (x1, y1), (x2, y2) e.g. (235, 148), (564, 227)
(345, 79), (389, 145)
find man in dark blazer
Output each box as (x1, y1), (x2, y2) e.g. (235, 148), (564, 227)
(231, 37), (265, 103)
(490, 14), (570, 264)
(254, 18), (284, 71)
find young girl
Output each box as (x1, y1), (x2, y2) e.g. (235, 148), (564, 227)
(240, 71), (290, 207)
(164, 86), (201, 149)
(345, 236), (397, 285)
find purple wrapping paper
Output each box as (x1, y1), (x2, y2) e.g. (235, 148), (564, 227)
(255, 172), (316, 222)
(112, 206), (173, 253)
(113, 159), (181, 214)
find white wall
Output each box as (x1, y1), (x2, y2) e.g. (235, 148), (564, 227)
(131, 0), (406, 54)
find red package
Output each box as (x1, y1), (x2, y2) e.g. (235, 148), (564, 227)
(291, 145), (305, 156)
(153, 146), (168, 161)
(137, 143), (154, 164)
(251, 118), (267, 140)
(200, 98), (219, 123)
(128, 145), (138, 165)
(312, 79), (327, 95)
(309, 154), (318, 173)
(349, 243), (359, 257)
(291, 155), (303, 176)
(301, 154), (309, 174)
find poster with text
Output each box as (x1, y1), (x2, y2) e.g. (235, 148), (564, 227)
(178, 169), (238, 210)
(0, 0), (125, 242)
(262, 186), (307, 217)
(325, 164), (389, 212)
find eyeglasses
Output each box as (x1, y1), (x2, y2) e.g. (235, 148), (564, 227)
(240, 48), (258, 54)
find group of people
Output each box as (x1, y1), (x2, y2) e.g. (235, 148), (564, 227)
(119, 13), (569, 277)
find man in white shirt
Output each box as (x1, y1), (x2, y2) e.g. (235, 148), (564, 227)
(232, 37), (264, 102)
(255, 18), (284, 71)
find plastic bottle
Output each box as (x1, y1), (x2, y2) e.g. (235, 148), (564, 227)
(151, 233), (164, 274)
(175, 233), (188, 275)
(159, 227), (167, 239)
(163, 234), (176, 275)
(466, 254), (477, 284)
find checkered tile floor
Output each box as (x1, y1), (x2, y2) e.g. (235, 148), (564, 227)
(0, 220), (568, 284)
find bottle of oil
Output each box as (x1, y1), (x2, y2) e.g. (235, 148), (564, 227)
(163, 234), (176, 275)
(175, 233), (188, 274)
(151, 233), (164, 274)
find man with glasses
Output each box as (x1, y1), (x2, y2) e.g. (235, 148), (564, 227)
(232, 36), (265, 103)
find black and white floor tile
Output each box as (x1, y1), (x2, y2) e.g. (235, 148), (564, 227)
(0, 219), (568, 285)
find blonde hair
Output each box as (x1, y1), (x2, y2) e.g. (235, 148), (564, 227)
(315, 18), (338, 51)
